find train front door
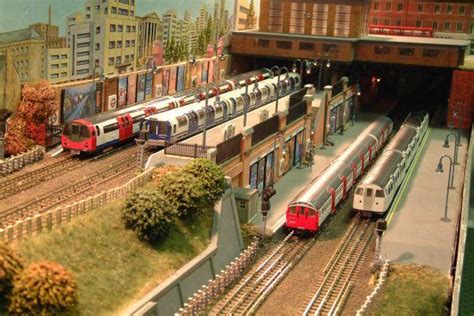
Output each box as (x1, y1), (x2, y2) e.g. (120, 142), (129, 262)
(186, 112), (198, 135)
(363, 188), (375, 210)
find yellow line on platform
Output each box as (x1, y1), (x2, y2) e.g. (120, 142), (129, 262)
(386, 127), (432, 225)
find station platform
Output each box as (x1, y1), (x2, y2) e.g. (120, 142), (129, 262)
(249, 112), (382, 235)
(381, 127), (469, 273)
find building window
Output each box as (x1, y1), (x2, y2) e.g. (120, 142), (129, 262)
(289, 3), (306, 34)
(109, 41), (115, 49)
(131, 40), (135, 47)
(77, 42), (90, 48)
(95, 43), (100, 51)
(373, 17), (378, 25)
(131, 54), (134, 60)
(116, 56), (122, 65)
(397, 3), (403, 11)
(433, 21), (438, 30)
(95, 59), (99, 67)
(118, 25), (123, 32)
(399, 48), (414, 56)
(132, 26), (136, 32)
(77, 33), (90, 39)
(396, 19), (401, 26)
(445, 21), (451, 31)
(416, 20), (422, 27)
(276, 41), (292, 49)
(459, 5), (465, 15)
(108, 57), (114, 65)
(130, 10), (134, 17)
(126, 40), (130, 47)
(96, 26), (101, 34)
(76, 60), (89, 66)
(435, 4), (440, 13)
(118, 8), (129, 16)
(51, 64), (59, 69)
(61, 63), (67, 68)
(51, 74), (59, 79)
(268, 0), (284, 33)
(104, 7), (108, 14)
(77, 51), (89, 57)
(95, 5), (100, 10)
(423, 49), (440, 57)
(334, 5), (351, 37)
(384, 18), (389, 26)
(323, 44), (338, 53)
(125, 55), (130, 63)
(86, 6), (90, 11)
(417, 3), (423, 13)
(119, 0), (129, 3)
(374, 46), (390, 54)
(447, 4), (452, 14)
(385, 2), (391, 11)
(61, 72), (67, 77)
(111, 6), (117, 14)
(86, 14), (90, 19)
(110, 24), (116, 32)
(374, 1), (379, 10)
(299, 42), (315, 51)
(126, 25), (131, 32)
(76, 69), (89, 75)
(257, 39), (269, 48)
(457, 22), (463, 32)
(117, 41), (123, 48)
(51, 55), (59, 60)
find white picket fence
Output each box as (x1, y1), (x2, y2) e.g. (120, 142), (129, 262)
(0, 146), (44, 176)
(356, 260), (390, 315)
(0, 168), (154, 243)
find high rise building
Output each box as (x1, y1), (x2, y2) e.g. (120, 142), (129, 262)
(68, 0), (139, 79)
(137, 12), (163, 65)
(162, 9), (178, 46)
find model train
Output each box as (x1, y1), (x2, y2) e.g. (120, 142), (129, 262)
(286, 116), (393, 233)
(353, 112), (429, 215)
(144, 72), (301, 145)
(61, 69), (272, 154)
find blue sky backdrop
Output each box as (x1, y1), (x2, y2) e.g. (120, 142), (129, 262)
(0, 0), (236, 35)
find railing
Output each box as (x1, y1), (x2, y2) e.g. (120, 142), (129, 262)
(0, 146), (44, 176)
(251, 115), (279, 146)
(45, 125), (63, 150)
(289, 88), (307, 107)
(332, 80), (344, 97)
(216, 134), (243, 165)
(368, 25), (434, 37)
(286, 100), (307, 125)
(164, 142), (214, 159)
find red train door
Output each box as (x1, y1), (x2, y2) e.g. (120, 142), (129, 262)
(340, 176), (347, 199)
(117, 115), (133, 141)
(360, 153), (365, 173)
(328, 188), (336, 213)
(351, 165), (357, 184)
(368, 145), (373, 162)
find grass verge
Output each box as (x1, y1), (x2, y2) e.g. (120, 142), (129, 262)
(13, 200), (212, 316)
(370, 264), (450, 315)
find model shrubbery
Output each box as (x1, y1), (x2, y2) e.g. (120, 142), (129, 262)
(122, 188), (175, 242)
(8, 261), (78, 315)
(0, 242), (24, 301)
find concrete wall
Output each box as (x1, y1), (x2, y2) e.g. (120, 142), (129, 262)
(122, 180), (244, 316)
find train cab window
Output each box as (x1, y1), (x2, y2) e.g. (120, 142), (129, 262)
(308, 209), (316, 217)
(177, 115), (187, 128)
(366, 189), (373, 197)
(375, 190), (385, 198)
(80, 126), (90, 139)
(197, 109), (205, 119)
(289, 207), (296, 215)
(173, 125), (176, 134)
(157, 122), (168, 135)
(63, 124), (71, 136)
(355, 187), (364, 195)
(96, 126), (100, 136)
(300, 208), (306, 216)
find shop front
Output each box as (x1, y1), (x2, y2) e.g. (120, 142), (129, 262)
(283, 128), (305, 173)
(249, 150), (275, 190)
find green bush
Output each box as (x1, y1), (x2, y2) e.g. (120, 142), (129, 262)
(8, 261), (78, 315)
(182, 158), (227, 204)
(0, 242), (24, 301)
(122, 188), (176, 242)
(155, 171), (208, 217)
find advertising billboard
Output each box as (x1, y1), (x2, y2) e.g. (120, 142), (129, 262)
(177, 65), (185, 92)
(162, 68), (170, 96)
(127, 74), (137, 105)
(169, 67), (177, 95)
(118, 77), (128, 108)
(61, 83), (98, 123)
(136, 74), (146, 102)
(145, 73), (153, 100)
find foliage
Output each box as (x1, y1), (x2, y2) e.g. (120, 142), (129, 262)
(155, 171), (208, 218)
(17, 81), (57, 126)
(26, 122), (47, 146)
(182, 158), (227, 205)
(8, 261), (78, 315)
(122, 188), (176, 242)
(0, 242), (24, 301)
(152, 165), (181, 183)
(4, 117), (29, 155)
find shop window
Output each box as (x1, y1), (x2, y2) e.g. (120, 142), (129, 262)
(423, 49), (440, 58)
(457, 22), (463, 32)
(433, 21), (438, 30)
(459, 5), (465, 15)
(299, 42), (315, 51)
(399, 48), (414, 56)
(385, 2), (391, 11)
(445, 21), (451, 31)
(374, 46), (390, 54)
(416, 20), (422, 27)
(276, 41), (292, 49)
(447, 4), (452, 14)
(397, 3), (403, 11)
(373, 18), (378, 25)
(374, 1), (379, 10)
(434, 4), (440, 14)
(257, 39), (269, 48)
(417, 3), (423, 12)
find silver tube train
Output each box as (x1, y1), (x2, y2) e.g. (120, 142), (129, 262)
(353, 112), (429, 214)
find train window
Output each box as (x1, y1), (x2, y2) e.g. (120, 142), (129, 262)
(157, 122), (168, 135)
(80, 126), (90, 139)
(63, 124), (71, 136)
(289, 208), (296, 215)
(96, 126), (100, 136)
(104, 123), (119, 133)
(300, 208), (306, 216)
(355, 187), (364, 195)
(215, 103), (223, 114)
(173, 125), (176, 134)
(308, 209), (316, 217)
(375, 190), (385, 198)
(366, 189), (373, 197)
(177, 115), (187, 128)
(197, 109), (205, 119)
(72, 124), (80, 135)
(133, 115), (145, 124)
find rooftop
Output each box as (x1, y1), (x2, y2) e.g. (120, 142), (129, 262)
(0, 28), (42, 46)
(361, 34), (470, 47)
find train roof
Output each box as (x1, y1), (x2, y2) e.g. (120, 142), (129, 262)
(359, 150), (403, 188)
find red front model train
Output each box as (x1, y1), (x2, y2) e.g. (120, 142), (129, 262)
(286, 116), (393, 233)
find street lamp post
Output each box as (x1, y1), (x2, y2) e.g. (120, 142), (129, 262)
(452, 108), (462, 146)
(199, 87), (212, 147)
(436, 155), (454, 222)
(314, 53), (330, 91)
(292, 59), (312, 84)
(270, 66), (289, 114)
(444, 132), (459, 167)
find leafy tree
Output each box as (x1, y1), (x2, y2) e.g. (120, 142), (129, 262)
(4, 117), (30, 155)
(122, 188), (175, 242)
(17, 81), (57, 126)
(8, 261), (78, 315)
(182, 158), (227, 205)
(197, 31), (207, 56)
(0, 242), (24, 302)
(155, 171), (207, 218)
(164, 37), (175, 63)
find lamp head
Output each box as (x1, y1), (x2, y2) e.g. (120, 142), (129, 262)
(313, 60), (318, 67)
(292, 64), (297, 73)
(436, 162), (444, 173)
(357, 91), (361, 96)
(306, 68), (311, 75)
(443, 138), (450, 148)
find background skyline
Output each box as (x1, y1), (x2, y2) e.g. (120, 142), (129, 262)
(0, 0), (236, 36)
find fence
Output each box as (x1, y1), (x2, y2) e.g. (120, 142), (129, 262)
(216, 134), (242, 165)
(164, 142), (214, 159)
(0, 146), (44, 176)
(286, 100), (307, 126)
(178, 240), (260, 315)
(45, 125), (63, 150)
(0, 168), (154, 243)
(356, 260), (390, 315)
(251, 115), (279, 146)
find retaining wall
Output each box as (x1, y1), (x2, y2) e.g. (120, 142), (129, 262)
(0, 146), (44, 176)
(122, 180), (245, 316)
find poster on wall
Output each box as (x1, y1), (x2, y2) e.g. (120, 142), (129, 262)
(162, 68), (170, 96)
(169, 67), (177, 95)
(208, 61), (214, 83)
(145, 73), (153, 100)
(195, 63), (202, 87)
(249, 163), (258, 189)
(136, 74), (146, 102)
(108, 94), (117, 110)
(118, 77), (128, 108)
(177, 65), (185, 92)
(155, 84), (163, 97)
(127, 74), (137, 105)
(62, 83), (97, 123)
(265, 152), (274, 188)
(105, 77), (118, 111)
(201, 62), (208, 84)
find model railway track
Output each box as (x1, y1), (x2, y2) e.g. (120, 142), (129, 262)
(301, 214), (374, 316)
(0, 154), (141, 227)
(211, 232), (315, 315)
(0, 143), (138, 200)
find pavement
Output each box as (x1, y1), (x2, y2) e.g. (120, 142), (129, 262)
(381, 127), (469, 273)
(250, 112), (382, 234)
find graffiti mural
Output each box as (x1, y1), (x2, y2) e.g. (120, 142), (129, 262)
(61, 83), (97, 123)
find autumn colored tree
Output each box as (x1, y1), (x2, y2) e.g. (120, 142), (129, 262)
(4, 117), (29, 155)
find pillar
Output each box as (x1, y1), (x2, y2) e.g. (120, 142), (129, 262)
(240, 127), (254, 187)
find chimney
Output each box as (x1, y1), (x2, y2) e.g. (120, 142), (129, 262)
(48, 5), (52, 25)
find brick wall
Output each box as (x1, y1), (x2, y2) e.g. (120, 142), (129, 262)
(447, 70), (474, 128)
